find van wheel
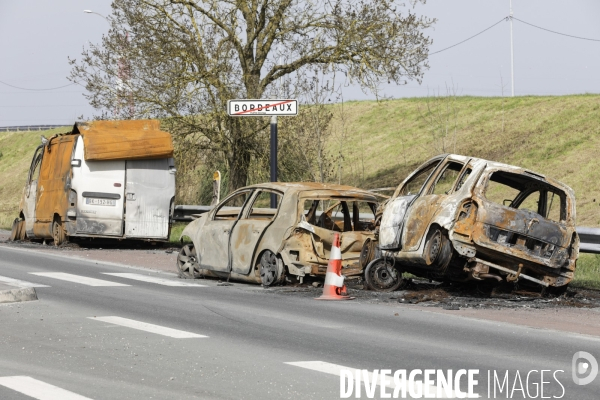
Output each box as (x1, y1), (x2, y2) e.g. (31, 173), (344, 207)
(9, 218), (24, 241)
(52, 219), (66, 246)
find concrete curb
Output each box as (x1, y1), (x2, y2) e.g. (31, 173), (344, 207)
(0, 286), (38, 304)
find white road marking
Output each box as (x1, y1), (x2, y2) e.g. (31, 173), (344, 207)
(285, 361), (454, 398)
(29, 272), (129, 287)
(0, 275), (50, 288)
(88, 316), (208, 338)
(102, 273), (207, 287)
(0, 376), (93, 400)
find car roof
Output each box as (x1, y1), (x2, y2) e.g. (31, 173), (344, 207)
(239, 182), (379, 199)
(441, 153), (574, 195)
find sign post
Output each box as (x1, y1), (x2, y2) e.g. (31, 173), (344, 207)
(227, 99), (298, 208)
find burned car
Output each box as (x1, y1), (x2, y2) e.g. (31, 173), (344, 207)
(363, 154), (578, 292)
(177, 182), (379, 286)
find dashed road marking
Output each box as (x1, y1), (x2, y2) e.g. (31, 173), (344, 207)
(88, 316), (208, 338)
(102, 272), (207, 287)
(285, 361), (453, 398)
(0, 376), (93, 400)
(0, 275), (50, 288)
(29, 272), (130, 287)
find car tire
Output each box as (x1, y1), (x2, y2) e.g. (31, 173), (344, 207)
(363, 258), (405, 292)
(177, 243), (202, 279)
(259, 250), (283, 287)
(423, 227), (452, 271)
(52, 219), (66, 246)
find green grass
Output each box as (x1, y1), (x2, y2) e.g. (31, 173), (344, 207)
(571, 254), (600, 290)
(169, 222), (187, 244)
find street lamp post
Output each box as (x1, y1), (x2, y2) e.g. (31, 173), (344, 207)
(83, 10), (108, 22)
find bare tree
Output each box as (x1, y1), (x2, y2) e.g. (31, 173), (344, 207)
(70, 0), (434, 192)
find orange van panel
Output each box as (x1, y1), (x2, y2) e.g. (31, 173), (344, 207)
(74, 120), (174, 161)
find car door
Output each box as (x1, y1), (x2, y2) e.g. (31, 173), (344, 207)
(71, 136), (126, 236)
(198, 190), (252, 272)
(379, 159), (442, 250)
(401, 159), (466, 251)
(23, 145), (43, 237)
(230, 190), (283, 275)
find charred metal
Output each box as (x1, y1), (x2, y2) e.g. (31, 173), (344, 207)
(365, 154), (578, 291)
(178, 183), (378, 286)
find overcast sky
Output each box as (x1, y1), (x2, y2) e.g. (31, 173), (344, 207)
(1, 0), (599, 126)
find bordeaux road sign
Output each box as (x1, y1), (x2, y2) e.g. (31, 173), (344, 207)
(227, 99), (297, 116)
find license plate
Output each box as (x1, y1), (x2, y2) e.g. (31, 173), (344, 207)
(86, 198), (116, 206)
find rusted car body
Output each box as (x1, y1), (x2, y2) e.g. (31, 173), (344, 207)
(10, 120), (176, 244)
(365, 154), (578, 291)
(177, 182), (379, 285)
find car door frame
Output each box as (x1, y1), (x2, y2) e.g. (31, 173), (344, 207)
(23, 144), (44, 237)
(198, 189), (254, 272)
(229, 188), (284, 275)
(400, 157), (469, 252)
(379, 156), (445, 250)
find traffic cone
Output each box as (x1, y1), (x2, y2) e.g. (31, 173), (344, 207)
(315, 233), (354, 301)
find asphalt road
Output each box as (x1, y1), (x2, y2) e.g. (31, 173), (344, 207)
(0, 245), (599, 400)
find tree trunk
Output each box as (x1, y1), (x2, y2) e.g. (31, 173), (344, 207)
(227, 119), (251, 193)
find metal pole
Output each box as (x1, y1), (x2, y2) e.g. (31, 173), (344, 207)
(510, 0), (515, 97)
(270, 115), (278, 208)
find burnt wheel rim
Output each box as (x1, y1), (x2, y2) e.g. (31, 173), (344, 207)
(52, 221), (62, 245)
(177, 244), (200, 278)
(365, 259), (402, 291)
(427, 231), (442, 263)
(260, 251), (278, 286)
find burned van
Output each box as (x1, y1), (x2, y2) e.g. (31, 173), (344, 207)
(9, 120), (176, 244)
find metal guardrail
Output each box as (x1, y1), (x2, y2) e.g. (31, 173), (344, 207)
(173, 205), (212, 221)
(0, 125), (68, 132)
(576, 227), (600, 254)
(173, 205), (600, 255)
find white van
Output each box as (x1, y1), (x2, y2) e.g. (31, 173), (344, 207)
(10, 120), (176, 244)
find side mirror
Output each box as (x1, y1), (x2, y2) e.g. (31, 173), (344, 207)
(71, 159), (81, 167)
(503, 199), (513, 207)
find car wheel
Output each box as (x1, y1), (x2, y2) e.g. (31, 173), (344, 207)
(423, 228), (452, 270)
(52, 219), (66, 246)
(177, 244), (202, 279)
(363, 258), (405, 292)
(259, 250), (280, 287)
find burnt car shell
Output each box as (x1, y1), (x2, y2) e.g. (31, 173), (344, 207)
(375, 155), (577, 289)
(179, 182), (378, 285)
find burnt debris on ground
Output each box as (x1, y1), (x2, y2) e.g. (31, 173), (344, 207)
(265, 278), (600, 310)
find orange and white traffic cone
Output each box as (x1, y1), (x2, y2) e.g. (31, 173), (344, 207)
(315, 233), (354, 301)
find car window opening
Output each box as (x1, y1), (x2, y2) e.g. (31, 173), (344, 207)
(246, 190), (282, 220)
(431, 161), (464, 195)
(303, 199), (376, 232)
(485, 171), (566, 222)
